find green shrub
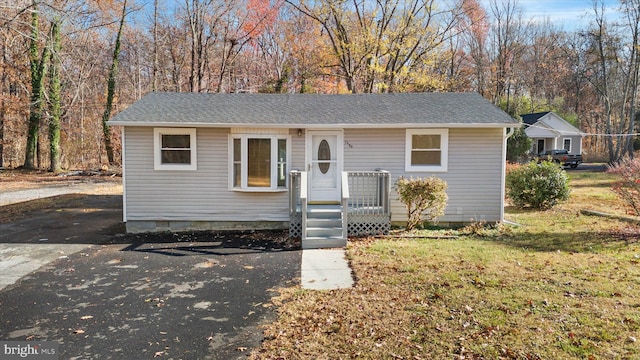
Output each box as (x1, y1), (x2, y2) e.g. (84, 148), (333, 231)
(506, 161), (570, 210)
(395, 176), (448, 231)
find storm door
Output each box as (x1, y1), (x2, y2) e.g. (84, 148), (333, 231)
(306, 131), (343, 203)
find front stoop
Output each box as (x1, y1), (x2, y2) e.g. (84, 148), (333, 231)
(302, 204), (347, 249)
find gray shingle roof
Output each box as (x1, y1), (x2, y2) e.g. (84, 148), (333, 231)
(109, 92), (517, 127)
(521, 112), (550, 125)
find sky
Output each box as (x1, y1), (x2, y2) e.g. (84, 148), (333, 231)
(480, 0), (623, 31)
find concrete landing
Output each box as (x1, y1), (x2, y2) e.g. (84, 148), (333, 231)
(301, 249), (354, 290)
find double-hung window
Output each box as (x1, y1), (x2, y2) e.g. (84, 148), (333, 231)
(154, 128), (197, 170)
(230, 132), (289, 191)
(405, 129), (448, 172)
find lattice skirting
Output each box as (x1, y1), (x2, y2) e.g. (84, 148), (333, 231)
(347, 214), (390, 237)
(288, 213), (389, 238)
(289, 214), (302, 238)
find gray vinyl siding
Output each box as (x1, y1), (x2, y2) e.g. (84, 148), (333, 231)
(563, 135), (582, 155)
(124, 126), (505, 225)
(124, 127), (293, 222)
(343, 128), (505, 223)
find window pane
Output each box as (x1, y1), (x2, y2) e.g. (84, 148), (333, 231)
(234, 163), (241, 187)
(162, 150), (191, 164)
(233, 138), (241, 187)
(411, 150), (441, 166)
(412, 135), (440, 150)
(162, 134), (191, 148)
(248, 138), (271, 187)
(233, 138), (241, 161)
(278, 139), (287, 187)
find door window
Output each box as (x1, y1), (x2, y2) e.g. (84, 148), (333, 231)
(318, 139), (331, 174)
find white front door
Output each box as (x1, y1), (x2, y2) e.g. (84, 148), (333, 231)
(307, 130), (343, 203)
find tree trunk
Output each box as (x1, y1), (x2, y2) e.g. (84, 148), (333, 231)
(152, 0), (158, 92)
(101, 0), (128, 165)
(25, 3), (49, 170)
(48, 19), (61, 172)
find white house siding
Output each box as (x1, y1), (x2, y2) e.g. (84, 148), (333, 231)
(123, 127), (294, 228)
(342, 128), (505, 224)
(124, 126), (505, 230)
(558, 135), (582, 155)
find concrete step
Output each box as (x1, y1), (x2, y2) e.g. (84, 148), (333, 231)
(306, 227), (343, 238)
(306, 218), (342, 228)
(302, 237), (347, 249)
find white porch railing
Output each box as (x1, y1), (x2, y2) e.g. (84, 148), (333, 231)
(289, 170), (391, 238)
(341, 171), (349, 241)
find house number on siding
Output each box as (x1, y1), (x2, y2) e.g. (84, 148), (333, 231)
(344, 140), (353, 148)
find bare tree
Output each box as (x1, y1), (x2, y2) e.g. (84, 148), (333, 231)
(101, 0), (128, 165)
(488, 0), (529, 113)
(620, 0), (640, 158)
(47, 16), (61, 171)
(286, 0), (460, 93)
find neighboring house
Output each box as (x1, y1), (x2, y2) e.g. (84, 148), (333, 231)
(521, 112), (583, 155)
(109, 92), (518, 249)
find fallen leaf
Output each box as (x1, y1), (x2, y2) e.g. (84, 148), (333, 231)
(153, 351), (164, 357)
(236, 347), (248, 352)
(73, 329), (85, 334)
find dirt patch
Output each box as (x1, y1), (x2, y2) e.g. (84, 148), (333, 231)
(0, 168), (121, 192)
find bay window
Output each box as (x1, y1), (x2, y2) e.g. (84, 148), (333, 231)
(230, 134), (289, 191)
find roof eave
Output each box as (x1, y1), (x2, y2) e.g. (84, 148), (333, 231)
(108, 121), (520, 129)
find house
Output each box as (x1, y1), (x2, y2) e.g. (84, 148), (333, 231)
(521, 112), (583, 155)
(109, 92), (518, 249)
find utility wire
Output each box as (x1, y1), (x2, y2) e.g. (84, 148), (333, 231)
(523, 123), (640, 137)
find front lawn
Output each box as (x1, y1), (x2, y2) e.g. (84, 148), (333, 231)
(251, 169), (640, 359)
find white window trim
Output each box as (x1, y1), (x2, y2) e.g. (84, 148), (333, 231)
(229, 134), (290, 192)
(153, 128), (197, 171)
(562, 137), (572, 152)
(405, 128), (448, 172)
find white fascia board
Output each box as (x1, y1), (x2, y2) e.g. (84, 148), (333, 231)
(108, 121), (519, 129)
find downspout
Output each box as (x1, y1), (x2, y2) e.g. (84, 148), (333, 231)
(121, 127), (127, 224)
(501, 126), (517, 222)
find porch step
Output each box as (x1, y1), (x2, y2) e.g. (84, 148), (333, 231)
(307, 218), (342, 228)
(306, 226), (343, 238)
(307, 205), (342, 218)
(302, 237), (347, 250)
(303, 204), (346, 249)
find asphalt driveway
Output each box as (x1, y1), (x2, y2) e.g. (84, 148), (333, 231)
(0, 192), (301, 359)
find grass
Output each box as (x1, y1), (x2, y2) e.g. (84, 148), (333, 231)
(251, 169), (640, 359)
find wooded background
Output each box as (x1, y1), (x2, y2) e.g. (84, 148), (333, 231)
(0, 0), (638, 171)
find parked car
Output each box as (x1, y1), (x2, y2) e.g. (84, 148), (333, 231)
(537, 149), (582, 168)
